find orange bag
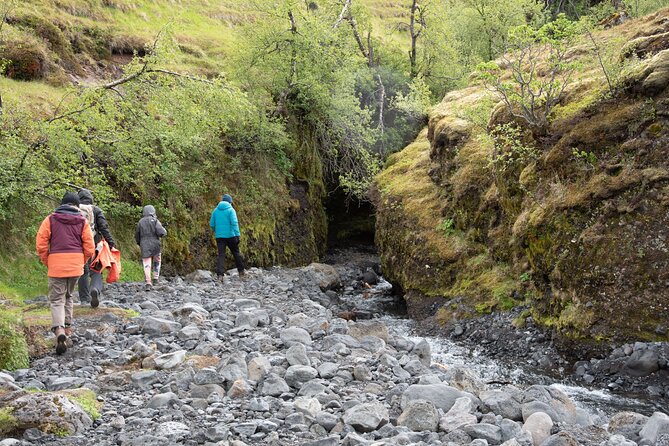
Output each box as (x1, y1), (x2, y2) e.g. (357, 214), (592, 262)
(90, 240), (122, 283)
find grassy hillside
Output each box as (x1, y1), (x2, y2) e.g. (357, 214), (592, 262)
(375, 7), (669, 342)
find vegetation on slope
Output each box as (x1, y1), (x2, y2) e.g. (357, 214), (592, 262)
(376, 7), (669, 342)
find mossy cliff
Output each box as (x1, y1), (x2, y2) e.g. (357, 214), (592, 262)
(375, 8), (669, 342)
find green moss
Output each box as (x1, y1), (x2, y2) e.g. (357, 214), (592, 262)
(63, 389), (102, 421)
(0, 407), (18, 436)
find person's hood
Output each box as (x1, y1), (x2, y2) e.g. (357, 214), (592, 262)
(143, 205), (156, 218)
(78, 188), (94, 205)
(53, 205), (85, 225)
(217, 201), (232, 211)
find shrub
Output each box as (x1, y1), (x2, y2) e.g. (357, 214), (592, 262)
(477, 15), (581, 132)
(0, 310), (29, 370)
(1, 38), (48, 80)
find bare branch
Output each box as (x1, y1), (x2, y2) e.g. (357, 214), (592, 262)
(334, 0), (352, 28)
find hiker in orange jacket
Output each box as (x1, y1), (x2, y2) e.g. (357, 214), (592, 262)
(36, 192), (95, 355)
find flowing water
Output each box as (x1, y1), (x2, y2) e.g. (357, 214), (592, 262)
(338, 275), (665, 420)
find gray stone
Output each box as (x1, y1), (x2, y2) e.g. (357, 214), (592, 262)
(302, 436), (341, 446)
(286, 343), (311, 366)
(397, 399), (439, 432)
(185, 269), (213, 282)
(608, 411), (649, 440)
(228, 379), (254, 398)
(353, 364), (373, 381)
(347, 320), (389, 342)
(300, 263), (341, 291)
(261, 373), (290, 396)
(318, 362), (339, 379)
(464, 423), (502, 445)
(147, 392), (179, 409)
(9, 392), (92, 435)
(482, 390), (523, 421)
(624, 350), (660, 377)
(177, 324), (201, 340)
(411, 339), (432, 366)
(220, 357), (248, 382)
(236, 311), (260, 328)
(522, 401), (560, 423)
(539, 432), (580, 446)
(154, 350), (187, 370)
(155, 421), (190, 440)
(193, 367), (223, 385)
(522, 385), (576, 424)
(280, 327), (313, 346)
(45, 377), (83, 391)
(342, 402), (389, 433)
(131, 370), (160, 390)
(189, 384), (226, 399)
(401, 384), (464, 412)
(295, 397), (322, 417)
(232, 421), (258, 436)
(640, 412), (669, 444)
(523, 412), (553, 446)
(316, 411), (339, 431)
(323, 334), (361, 349)
(342, 432), (370, 446)
(141, 316), (182, 335)
(205, 424), (230, 442)
(285, 365), (318, 389)
(248, 356), (271, 381)
(359, 336), (386, 353)
(602, 434), (638, 446)
(248, 397), (270, 412)
(500, 419), (524, 442)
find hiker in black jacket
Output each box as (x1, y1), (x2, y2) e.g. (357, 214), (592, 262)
(77, 188), (116, 308)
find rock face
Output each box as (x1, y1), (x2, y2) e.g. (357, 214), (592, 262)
(1, 261), (666, 446)
(374, 14), (669, 343)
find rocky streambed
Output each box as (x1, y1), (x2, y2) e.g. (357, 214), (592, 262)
(1, 252), (668, 446)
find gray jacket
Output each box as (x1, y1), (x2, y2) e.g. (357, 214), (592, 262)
(135, 205), (167, 258)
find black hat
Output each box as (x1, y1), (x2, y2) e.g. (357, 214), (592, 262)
(61, 192), (80, 206)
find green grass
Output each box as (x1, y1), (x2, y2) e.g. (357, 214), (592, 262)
(62, 389), (102, 421)
(0, 407), (18, 436)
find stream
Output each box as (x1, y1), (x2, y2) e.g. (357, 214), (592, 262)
(330, 250), (666, 421)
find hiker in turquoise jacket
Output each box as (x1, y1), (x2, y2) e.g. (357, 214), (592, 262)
(210, 194), (245, 278)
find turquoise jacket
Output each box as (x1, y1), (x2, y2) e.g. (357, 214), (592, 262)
(210, 201), (240, 238)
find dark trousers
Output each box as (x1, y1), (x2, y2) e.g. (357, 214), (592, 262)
(216, 237), (244, 276)
(78, 260), (102, 302)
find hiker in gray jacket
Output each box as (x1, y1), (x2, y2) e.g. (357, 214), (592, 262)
(135, 205), (167, 290)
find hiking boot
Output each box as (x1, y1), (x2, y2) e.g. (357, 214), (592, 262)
(90, 288), (100, 309)
(152, 278), (160, 286)
(55, 327), (67, 355)
(64, 325), (73, 337)
(238, 271), (248, 280)
(144, 283), (152, 292)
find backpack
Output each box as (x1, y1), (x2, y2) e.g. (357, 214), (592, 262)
(79, 204), (97, 237)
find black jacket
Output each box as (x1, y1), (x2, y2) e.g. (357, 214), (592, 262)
(78, 189), (116, 248)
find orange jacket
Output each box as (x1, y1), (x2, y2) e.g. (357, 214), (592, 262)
(36, 206), (95, 278)
(91, 240), (122, 283)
